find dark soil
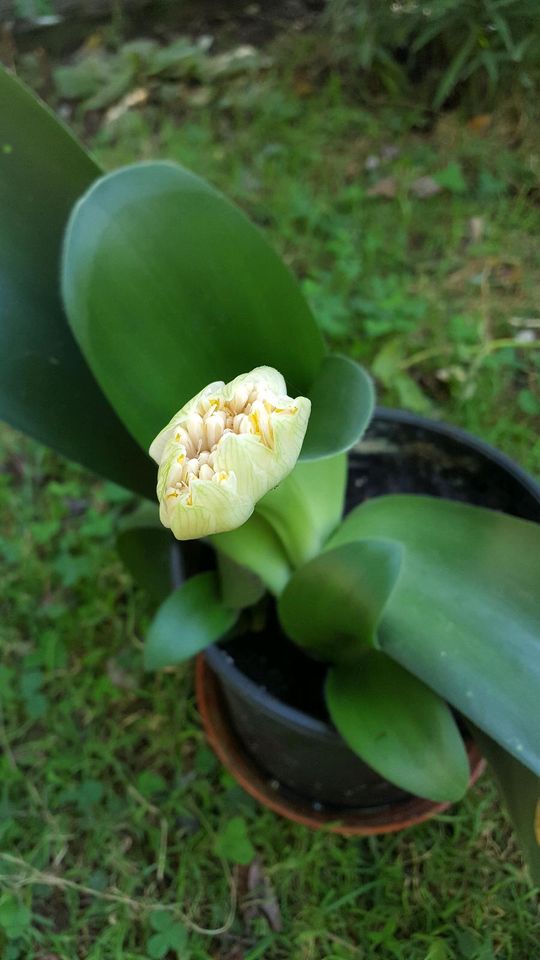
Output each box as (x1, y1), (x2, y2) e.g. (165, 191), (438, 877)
(220, 413), (540, 719)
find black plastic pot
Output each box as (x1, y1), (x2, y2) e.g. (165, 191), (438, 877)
(203, 409), (540, 810)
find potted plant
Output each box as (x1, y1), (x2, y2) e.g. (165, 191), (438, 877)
(1, 66), (539, 882)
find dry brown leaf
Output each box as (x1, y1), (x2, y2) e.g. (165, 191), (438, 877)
(367, 176), (397, 199)
(467, 114), (492, 135)
(105, 87), (148, 125)
(248, 857), (282, 931)
(236, 856), (282, 933)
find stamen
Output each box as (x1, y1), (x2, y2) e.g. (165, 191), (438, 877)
(168, 379), (297, 498)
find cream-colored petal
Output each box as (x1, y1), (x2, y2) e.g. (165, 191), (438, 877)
(221, 366), (286, 405)
(156, 440), (186, 501)
(167, 475), (254, 540)
(214, 432), (277, 502)
(270, 396), (312, 475)
(149, 380), (225, 463)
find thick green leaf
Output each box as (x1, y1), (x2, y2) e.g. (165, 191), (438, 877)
(326, 652), (470, 802)
(470, 726), (540, 885)
(300, 355), (375, 460)
(0, 67), (154, 499)
(328, 495), (540, 775)
(62, 161), (325, 452)
(116, 510), (172, 606)
(209, 512), (292, 596)
(278, 539), (403, 661)
(216, 552), (265, 610)
(144, 571), (237, 670)
(256, 453), (347, 568)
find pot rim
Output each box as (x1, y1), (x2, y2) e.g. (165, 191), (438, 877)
(197, 655), (487, 834)
(204, 406), (540, 740)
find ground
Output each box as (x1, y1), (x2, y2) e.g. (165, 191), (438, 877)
(1, 13), (540, 960)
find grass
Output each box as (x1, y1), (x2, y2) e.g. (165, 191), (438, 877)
(1, 22), (540, 960)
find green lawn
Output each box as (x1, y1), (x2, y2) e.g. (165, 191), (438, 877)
(1, 25), (540, 960)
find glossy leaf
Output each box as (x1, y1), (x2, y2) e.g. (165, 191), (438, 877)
(217, 553), (266, 610)
(278, 539), (403, 661)
(326, 652), (470, 802)
(116, 510), (173, 606)
(209, 512), (292, 596)
(144, 571), (237, 670)
(328, 495), (540, 774)
(0, 67), (155, 498)
(300, 355), (375, 460)
(470, 727), (540, 885)
(62, 161), (325, 452)
(256, 453), (347, 568)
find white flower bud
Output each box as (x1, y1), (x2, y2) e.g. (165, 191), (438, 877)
(150, 366), (311, 539)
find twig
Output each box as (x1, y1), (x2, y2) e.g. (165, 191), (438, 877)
(0, 852), (236, 937)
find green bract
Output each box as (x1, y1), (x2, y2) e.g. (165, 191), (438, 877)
(1, 64), (539, 883)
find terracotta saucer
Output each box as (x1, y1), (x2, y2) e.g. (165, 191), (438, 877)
(195, 656), (486, 836)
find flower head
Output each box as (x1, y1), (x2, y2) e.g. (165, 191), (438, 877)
(149, 367), (311, 539)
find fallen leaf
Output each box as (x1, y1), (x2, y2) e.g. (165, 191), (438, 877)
(467, 114), (492, 134)
(410, 176), (442, 199)
(240, 856), (282, 932)
(367, 176), (397, 199)
(105, 87), (148, 124)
